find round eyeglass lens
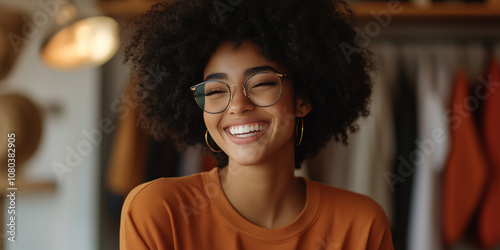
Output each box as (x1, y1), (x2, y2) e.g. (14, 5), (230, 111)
(193, 81), (230, 113)
(245, 72), (283, 107)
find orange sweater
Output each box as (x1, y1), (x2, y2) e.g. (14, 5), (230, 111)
(120, 167), (394, 249)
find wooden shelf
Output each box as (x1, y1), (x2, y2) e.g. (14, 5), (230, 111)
(351, 2), (500, 18)
(96, 0), (159, 18)
(97, 0), (500, 20)
(0, 180), (56, 193)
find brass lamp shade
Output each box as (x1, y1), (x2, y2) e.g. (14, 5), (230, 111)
(41, 8), (119, 70)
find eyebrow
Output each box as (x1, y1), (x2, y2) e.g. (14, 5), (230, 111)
(204, 66), (278, 81)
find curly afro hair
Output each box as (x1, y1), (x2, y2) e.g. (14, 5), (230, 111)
(124, 0), (374, 168)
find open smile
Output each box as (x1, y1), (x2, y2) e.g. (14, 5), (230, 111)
(224, 121), (270, 144)
(228, 122), (269, 137)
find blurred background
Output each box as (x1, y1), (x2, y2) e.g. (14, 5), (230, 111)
(0, 0), (499, 250)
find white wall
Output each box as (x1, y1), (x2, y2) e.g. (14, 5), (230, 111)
(1, 1), (101, 249)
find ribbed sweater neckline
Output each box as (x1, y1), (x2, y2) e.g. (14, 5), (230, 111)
(202, 167), (320, 242)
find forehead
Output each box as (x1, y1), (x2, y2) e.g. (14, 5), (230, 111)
(203, 41), (287, 79)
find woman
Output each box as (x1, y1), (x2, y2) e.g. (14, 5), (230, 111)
(120, 0), (393, 249)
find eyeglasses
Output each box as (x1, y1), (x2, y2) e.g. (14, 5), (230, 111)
(190, 72), (293, 114)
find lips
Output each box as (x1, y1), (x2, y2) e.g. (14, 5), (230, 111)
(228, 123), (268, 137)
(222, 119), (270, 145)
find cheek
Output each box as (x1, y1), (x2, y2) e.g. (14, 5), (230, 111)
(270, 88), (297, 138)
(203, 113), (213, 128)
(268, 103), (296, 137)
(204, 113), (223, 133)
(272, 91), (296, 122)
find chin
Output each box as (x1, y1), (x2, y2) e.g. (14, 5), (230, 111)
(230, 157), (261, 167)
(228, 149), (267, 166)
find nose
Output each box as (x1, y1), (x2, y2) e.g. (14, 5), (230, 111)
(227, 84), (254, 114)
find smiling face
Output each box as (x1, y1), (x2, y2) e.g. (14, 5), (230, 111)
(203, 42), (310, 167)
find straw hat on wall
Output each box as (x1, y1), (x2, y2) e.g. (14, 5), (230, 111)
(0, 93), (43, 175)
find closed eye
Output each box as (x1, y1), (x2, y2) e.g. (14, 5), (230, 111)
(205, 89), (228, 96)
(252, 81), (277, 88)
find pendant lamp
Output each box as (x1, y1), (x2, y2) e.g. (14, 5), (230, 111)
(40, 3), (119, 70)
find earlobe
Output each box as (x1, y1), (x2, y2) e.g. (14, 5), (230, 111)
(295, 98), (313, 118)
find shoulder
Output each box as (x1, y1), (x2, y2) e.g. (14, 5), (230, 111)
(123, 172), (206, 214)
(120, 172), (210, 249)
(310, 180), (389, 222)
(308, 180), (394, 249)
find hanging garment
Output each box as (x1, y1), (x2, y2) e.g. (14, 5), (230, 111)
(144, 138), (179, 182)
(478, 56), (500, 249)
(107, 80), (150, 197)
(306, 42), (397, 221)
(408, 46), (451, 250)
(202, 152), (218, 172)
(391, 53), (418, 250)
(178, 145), (204, 176)
(442, 68), (488, 247)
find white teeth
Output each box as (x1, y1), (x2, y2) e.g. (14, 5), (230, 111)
(228, 123), (268, 137)
(236, 131), (259, 138)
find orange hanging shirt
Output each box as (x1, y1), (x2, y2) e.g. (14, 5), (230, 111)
(442, 69), (488, 246)
(120, 167), (394, 250)
(479, 56), (500, 248)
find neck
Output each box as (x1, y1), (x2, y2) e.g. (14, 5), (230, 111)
(219, 140), (306, 228)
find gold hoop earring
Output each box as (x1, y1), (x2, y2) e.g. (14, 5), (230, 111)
(205, 130), (222, 152)
(296, 117), (304, 146)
